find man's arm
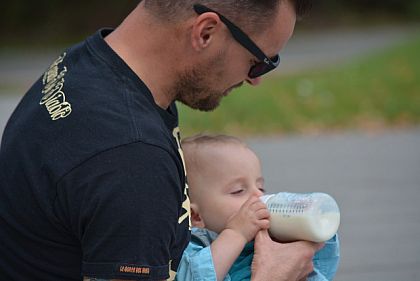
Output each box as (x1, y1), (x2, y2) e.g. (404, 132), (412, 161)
(55, 142), (186, 281)
(251, 230), (324, 281)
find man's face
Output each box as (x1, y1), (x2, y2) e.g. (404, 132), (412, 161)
(174, 51), (236, 112)
(176, 1), (296, 111)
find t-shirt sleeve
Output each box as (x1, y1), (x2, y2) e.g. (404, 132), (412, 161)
(54, 141), (186, 280)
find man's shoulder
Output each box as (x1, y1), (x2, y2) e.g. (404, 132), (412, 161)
(46, 41), (175, 150)
(2, 29), (180, 185)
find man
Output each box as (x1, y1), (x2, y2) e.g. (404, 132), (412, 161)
(0, 0), (319, 280)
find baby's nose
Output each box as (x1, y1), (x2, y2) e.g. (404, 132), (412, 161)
(252, 188), (264, 198)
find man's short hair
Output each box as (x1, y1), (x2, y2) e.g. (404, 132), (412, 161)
(144, 0), (312, 33)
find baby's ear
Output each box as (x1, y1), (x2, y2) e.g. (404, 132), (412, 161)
(190, 203), (205, 228)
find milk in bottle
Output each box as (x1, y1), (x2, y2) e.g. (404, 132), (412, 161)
(260, 192), (340, 242)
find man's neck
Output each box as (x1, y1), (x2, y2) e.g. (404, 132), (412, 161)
(104, 4), (185, 109)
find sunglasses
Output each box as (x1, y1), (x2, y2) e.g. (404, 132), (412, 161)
(193, 4), (280, 78)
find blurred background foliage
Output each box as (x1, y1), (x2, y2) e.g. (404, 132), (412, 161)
(1, 0), (419, 46)
(0, 0), (138, 46)
(0, 0), (419, 136)
(178, 37), (420, 136)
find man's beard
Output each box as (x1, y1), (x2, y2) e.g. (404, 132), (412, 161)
(173, 54), (228, 112)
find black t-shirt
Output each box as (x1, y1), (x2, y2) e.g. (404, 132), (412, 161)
(0, 29), (191, 281)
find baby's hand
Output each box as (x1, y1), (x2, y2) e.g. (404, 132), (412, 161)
(226, 196), (270, 243)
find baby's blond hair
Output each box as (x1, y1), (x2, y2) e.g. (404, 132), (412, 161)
(182, 134), (252, 202)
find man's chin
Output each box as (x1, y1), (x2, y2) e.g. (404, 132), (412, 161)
(223, 82), (243, 97)
(192, 102), (220, 112)
(179, 98), (221, 112)
(222, 90), (231, 97)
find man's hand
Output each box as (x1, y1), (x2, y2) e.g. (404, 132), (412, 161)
(251, 230), (324, 281)
(225, 196), (270, 243)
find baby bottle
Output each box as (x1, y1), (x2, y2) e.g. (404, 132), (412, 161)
(260, 192), (340, 242)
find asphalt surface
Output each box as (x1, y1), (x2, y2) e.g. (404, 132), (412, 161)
(248, 128), (420, 281)
(1, 24), (420, 280)
(275, 24), (420, 75)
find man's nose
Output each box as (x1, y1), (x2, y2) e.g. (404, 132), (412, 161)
(246, 77), (262, 86)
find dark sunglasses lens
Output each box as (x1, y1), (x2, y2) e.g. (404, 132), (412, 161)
(248, 55), (280, 78)
(249, 63), (270, 78)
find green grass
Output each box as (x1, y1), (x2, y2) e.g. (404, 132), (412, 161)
(178, 37), (420, 136)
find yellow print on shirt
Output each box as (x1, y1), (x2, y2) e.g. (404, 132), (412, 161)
(40, 53), (72, 121)
(172, 127), (191, 229)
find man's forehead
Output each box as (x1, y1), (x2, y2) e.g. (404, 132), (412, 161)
(254, 1), (296, 56)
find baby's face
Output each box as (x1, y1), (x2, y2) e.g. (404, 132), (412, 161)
(194, 144), (264, 233)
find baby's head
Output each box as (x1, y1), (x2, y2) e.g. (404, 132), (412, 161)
(182, 134), (265, 234)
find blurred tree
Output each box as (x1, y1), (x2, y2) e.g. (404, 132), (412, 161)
(0, 0), (418, 46)
(0, 0), (138, 45)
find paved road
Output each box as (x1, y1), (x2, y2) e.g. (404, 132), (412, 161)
(1, 24), (419, 137)
(1, 24), (419, 97)
(0, 96), (21, 140)
(275, 24), (420, 75)
(248, 128), (420, 281)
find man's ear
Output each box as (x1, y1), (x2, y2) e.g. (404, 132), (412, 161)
(190, 203), (205, 228)
(190, 12), (222, 51)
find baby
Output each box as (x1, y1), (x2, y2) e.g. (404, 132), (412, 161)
(176, 134), (340, 281)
